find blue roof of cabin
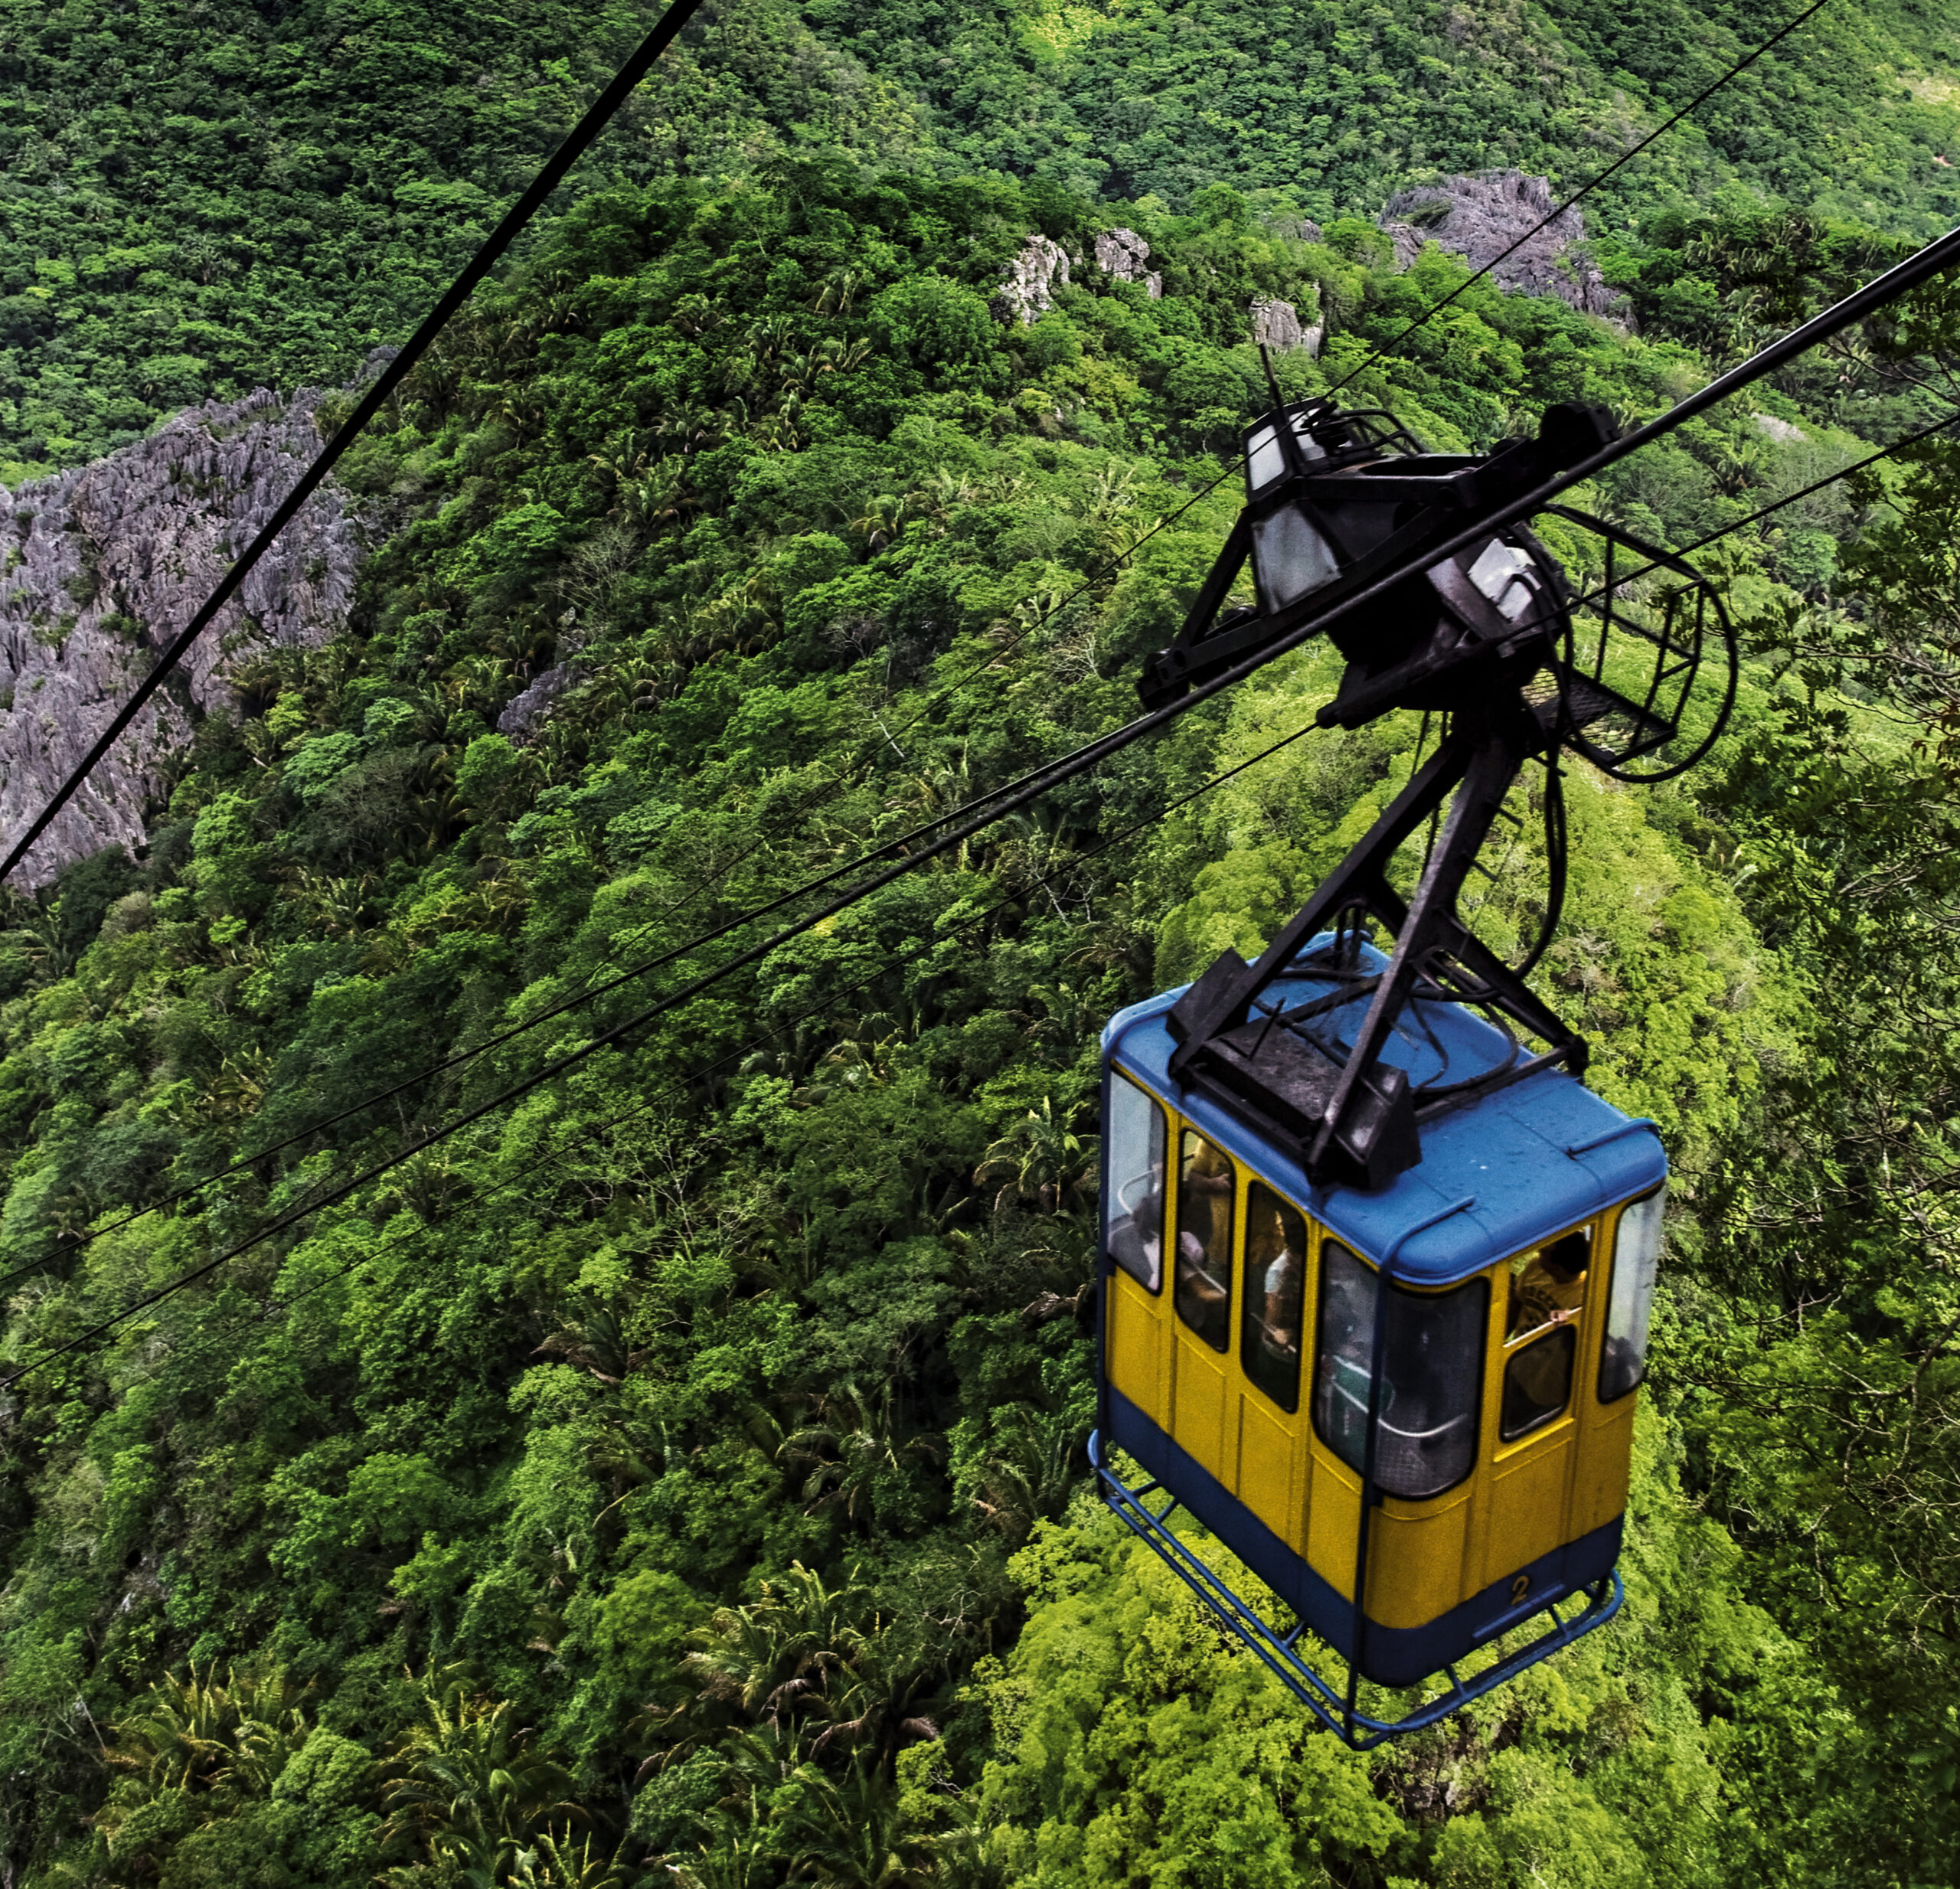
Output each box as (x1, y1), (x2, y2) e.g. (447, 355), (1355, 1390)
(1102, 949), (1665, 1288)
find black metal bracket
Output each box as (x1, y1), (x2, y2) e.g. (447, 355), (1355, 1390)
(1142, 394), (1734, 1194)
(1165, 703), (1586, 1191)
(1138, 400), (1620, 715)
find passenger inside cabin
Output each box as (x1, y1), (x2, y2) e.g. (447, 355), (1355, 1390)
(1261, 1216), (1302, 1360)
(1501, 1230), (1590, 1438)
(1174, 1132), (1235, 1349)
(1243, 1184), (1308, 1408)
(1507, 1230), (1590, 1340)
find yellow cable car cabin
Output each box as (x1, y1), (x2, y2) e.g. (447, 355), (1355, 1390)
(1091, 945), (1664, 1738)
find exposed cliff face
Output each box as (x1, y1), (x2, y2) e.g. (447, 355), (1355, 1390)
(0, 389), (364, 888)
(1250, 296), (1322, 358)
(1094, 227), (1161, 298)
(994, 234), (1071, 326)
(1379, 170), (1624, 320)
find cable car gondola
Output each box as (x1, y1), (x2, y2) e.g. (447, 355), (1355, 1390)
(1089, 394), (1733, 1746)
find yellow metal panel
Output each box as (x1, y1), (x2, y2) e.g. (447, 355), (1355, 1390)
(1235, 1392), (1301, 1551)
(1481, 1436), (1573, 1590)
(1106, 1273), (1166, 1424)
(1367, 1495), (1473, 1629)
(1459, 1258), (1515, 1606)
(1305, 1447), (1360, 1601)
(1570, 1394), (1638, 1538)
(1173, 1332), (1230, 1480)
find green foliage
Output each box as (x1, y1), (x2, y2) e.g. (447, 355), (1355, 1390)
(970, 1410), (1845, 1889)
(6, 28), (1960, 1884)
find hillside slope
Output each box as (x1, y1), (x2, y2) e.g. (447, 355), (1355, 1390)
(0, 157), (1955, 1886)
(5, 0), (1959, 482)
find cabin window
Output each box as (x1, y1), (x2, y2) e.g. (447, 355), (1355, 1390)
(1501, 1326), (1576, 1440)
(1600, 1185), (1665, 1402)
(1241, 1181), (1308, 1412)
(1505, 1228), (1591, 1342)
(1500, 1227), (1591, 1440)
(1105, 1074), (1167, 1292)
(1312, 1241), (1488, 1498)
(1174, 1129), (1235, 1351)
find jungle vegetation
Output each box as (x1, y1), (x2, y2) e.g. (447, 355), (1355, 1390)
(2, 5), (1960, 1889)
(5, 0), (1960, 479)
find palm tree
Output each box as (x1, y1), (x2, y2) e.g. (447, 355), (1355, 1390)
(505, 1828), (630, 1888)
(377, 1681), (582, 1887)
(849, 493), (906, 552)
(786, 1763), (935, 1887)
(96, 1666), (312, 1871)
(972, 1098), (1095, 1215)
(965, 1404), (1084, 1546)
(531, 1295), (645, 1384)
(681, 1563), (868, 1730)
(779, 1384), (946, 1531)
(103, 1664), (309, 1795)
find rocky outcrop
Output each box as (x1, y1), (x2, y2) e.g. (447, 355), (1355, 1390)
(496, 661), (588, 740)
(994, 235), (1071, 326)
(1094, 227), (1161, 299)
(1250, 296), (1322, 358)
(0, 390), (364, 887)
(1378, 171), (1624, 320)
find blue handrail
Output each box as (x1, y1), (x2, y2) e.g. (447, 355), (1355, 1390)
(1564, 1117), (1660, 1157)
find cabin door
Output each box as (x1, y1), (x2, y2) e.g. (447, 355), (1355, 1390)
(1481, 1228), (1595, 1587)
(1231, 1179), (1310, 1552)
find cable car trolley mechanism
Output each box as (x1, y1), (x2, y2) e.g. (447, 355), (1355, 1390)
(1090, 393), (1734, 1747)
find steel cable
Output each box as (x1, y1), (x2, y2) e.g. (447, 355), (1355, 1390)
(0, 711), (1332, 1391)
(0, 0), (713, 888)
(4, 248), (1956, 1310)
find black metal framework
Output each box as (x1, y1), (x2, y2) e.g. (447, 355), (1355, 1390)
(1538, 505), (1740, 784)
(1142, 397), (1734, 1191)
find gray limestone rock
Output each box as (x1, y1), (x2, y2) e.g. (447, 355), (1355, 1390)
(496, 661), (588, 741)
(1378, 171), (1625, 320)
(0, 389), (364, 887)
(1094, 227), (1162, 299)
(1250, 296), (1322, 358)
(994, 234), (1072, 327)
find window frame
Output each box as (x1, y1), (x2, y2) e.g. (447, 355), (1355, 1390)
(1499, 1322), (1578, 1443)
(1239, 1178), (1309, 1413)
(1310, 1239), (1490, 1502)
(1502, 1223), (1594, 1347)
(1598, 1184), (1666, 1406)
(1172, 1126), (1236, 1353)
(1102, 1071), (1168, 1296)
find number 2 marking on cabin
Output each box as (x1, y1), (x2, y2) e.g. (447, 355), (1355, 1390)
(1511, 1574), (1531, 1606)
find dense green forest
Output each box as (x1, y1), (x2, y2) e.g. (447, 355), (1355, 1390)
(6, 0), (1960, 478)
(3, 2), (1960, 1887)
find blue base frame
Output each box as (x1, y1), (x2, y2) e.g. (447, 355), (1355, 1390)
(1089, 1428), (1625, 1749)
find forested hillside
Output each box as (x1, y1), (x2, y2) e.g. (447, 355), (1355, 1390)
(6, 0), (1960, 479)
(2, 3), (1960, 1887)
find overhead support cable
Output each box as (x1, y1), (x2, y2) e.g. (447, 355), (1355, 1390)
(5, 237), (1958, 1308)
(0, 0), (1841, 893)
(1140, 0), (1844, 557)
(0, 0), (710, 888)
(11, 228), (1960, 1386)
(0, 712), (1331, 1391)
